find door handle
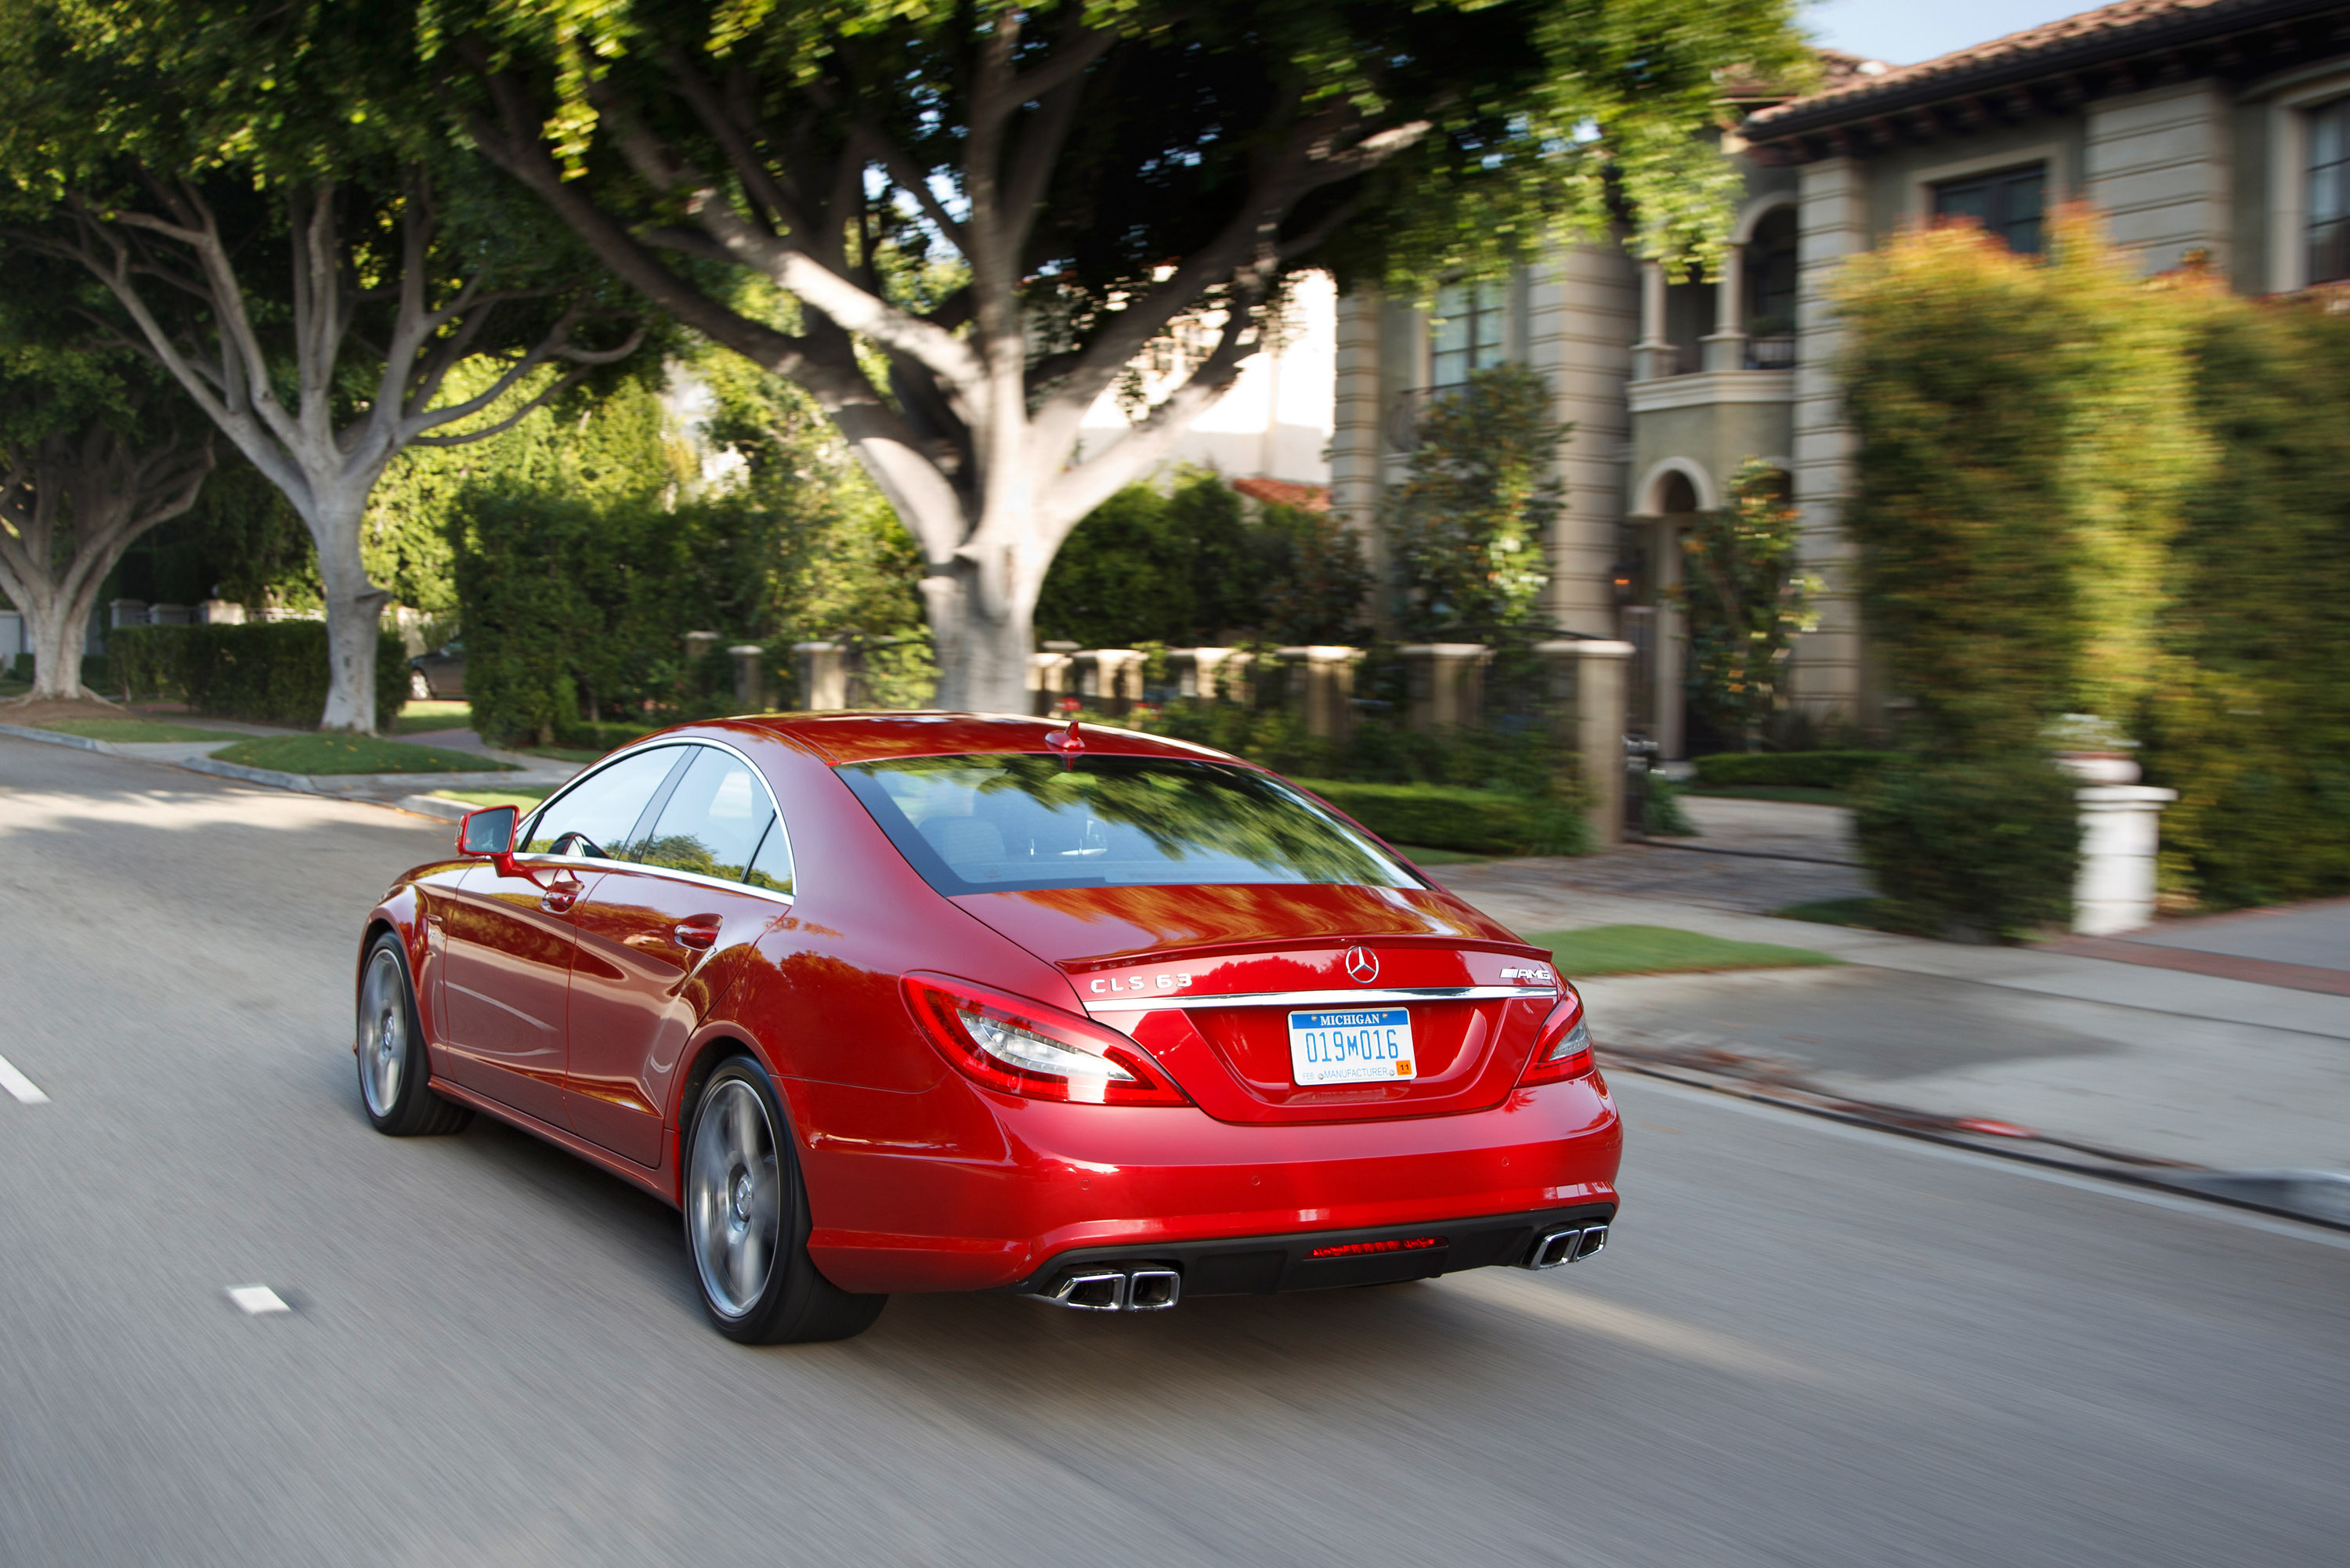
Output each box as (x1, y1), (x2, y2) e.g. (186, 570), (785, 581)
(673, 922), (719, 951)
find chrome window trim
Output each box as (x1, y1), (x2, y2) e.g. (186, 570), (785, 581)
(519, 735), (797, 902)
(1082, 983), (1558, 1016)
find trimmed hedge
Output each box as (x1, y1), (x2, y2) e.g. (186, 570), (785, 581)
(107, 622), (409, 729)
(1692, 750), (1893, 790)
(1853, 752), (2079, 941)
(1295, 778), (1591, 858)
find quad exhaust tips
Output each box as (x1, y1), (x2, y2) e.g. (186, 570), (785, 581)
(1045, 1266), (1182, 1312)
(1520, 1222), (1608, 1270)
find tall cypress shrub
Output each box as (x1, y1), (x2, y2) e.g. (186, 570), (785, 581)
(2143, 295), (2350, 905)
(1834, 212), (2207, 937)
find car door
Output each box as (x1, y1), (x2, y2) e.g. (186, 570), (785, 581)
(436, 745), (690, 1124)
(565, 743), (795, 1167)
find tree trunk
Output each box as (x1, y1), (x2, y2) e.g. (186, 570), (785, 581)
(922, 541), (1045, 716)
(310, 493), (390, 733)
(24, 587), (90, 701)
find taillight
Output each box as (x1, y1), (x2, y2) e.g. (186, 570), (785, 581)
(1519, 988), (1595, 1086)
(902, 974), (1189, 1106)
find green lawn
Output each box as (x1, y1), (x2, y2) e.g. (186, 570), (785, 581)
(213, 734), (516, 775)
(523, 746), (612, 764)
(1687, 784), (1851, 807)
(432, 786), (558, 808)
(34, 717), (246, 743)
(394, 700), (472, 735)
(1528, 923), (1839, 979)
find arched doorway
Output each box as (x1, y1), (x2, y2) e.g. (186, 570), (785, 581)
(1622, 461), (1714, 761)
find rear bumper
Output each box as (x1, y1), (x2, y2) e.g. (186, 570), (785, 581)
(1010, 1204), (1616, 1300)
(794, 1071), (1622, 1294)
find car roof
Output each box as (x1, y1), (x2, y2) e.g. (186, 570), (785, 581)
(698, 710), (1244, 767)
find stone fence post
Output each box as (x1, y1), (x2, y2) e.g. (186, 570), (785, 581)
(1168, 646), (1253, 703)
(1274, 645), (1364, 742)
(1074, 649), (1144, 714)
(2057, 756), (2177, 935)
(1398, 643), (1491, 730)
(109, 598), (147, 629)
(1535, 639), (1635, 849)
(792, 641), (846, 710)
(1029, 641), (1077, 715)
(729, 644), (770, 712)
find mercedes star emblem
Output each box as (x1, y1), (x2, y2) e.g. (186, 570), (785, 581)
(1343, 946), (1379, 985)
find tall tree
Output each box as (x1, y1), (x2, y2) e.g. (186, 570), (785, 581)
(0, 2), (645, 730)
(445, 0), (1804, 710)
(0, 275), (211, 701)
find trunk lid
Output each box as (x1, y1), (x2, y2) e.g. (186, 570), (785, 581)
(951, 884), (1563, 1124)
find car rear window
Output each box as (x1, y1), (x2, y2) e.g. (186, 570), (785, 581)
(836, 753), (1425, 894)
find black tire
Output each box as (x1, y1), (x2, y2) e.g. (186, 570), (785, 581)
(356, 934), (473, 1136)
(685, 1056), (885, 1344)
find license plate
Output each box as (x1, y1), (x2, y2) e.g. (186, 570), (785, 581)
(1288, 1007), (1416, 1086)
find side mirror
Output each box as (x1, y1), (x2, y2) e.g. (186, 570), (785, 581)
(457, 805), (519, 859)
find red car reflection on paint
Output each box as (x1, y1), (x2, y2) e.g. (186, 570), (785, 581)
(354, 714), (1619, 1342)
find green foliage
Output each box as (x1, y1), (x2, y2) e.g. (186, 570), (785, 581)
(1837, 215), (2207, 755)
(1383, 364), (1567, 637)
(1691, 750), (1893, 790)
(1294, 779), (1590, 858)
(452, 347), (928, 747)
(1037, 469), (1368, 646)
(1852, 752), (2079, 941)
(1640, 772), (1694, 836)
(1676, 460), (1816, 750)
(107, 622), (410, 728)
(2142, 294), (2350, 908)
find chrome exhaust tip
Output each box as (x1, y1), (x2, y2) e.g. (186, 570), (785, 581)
(1050, 1270), (1129, 1310)
(1520, 1224), (1590, 1270)
(1574, 1223), (1607, 1259)
(1126, 1268), (1180, 1310)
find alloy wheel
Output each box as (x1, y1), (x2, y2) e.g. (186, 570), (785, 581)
(689, 1078), (783, 1320)
(359, 947), (408, 1118)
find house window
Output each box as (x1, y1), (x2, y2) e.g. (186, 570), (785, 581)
(1430, 279), (1506, 388)
(1933, 164), (2047, 255)
(2309, 96), (2350, 285)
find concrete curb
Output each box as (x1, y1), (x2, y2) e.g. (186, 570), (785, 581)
(395, 794), (472, 822)
(0, 721), (107, 753)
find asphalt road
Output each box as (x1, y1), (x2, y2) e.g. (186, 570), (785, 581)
(5, 735), (2348, 1568)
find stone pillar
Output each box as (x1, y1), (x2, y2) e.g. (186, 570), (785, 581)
(0, 610), (22, 663)
(1275, 645), (1363, 742)
(728, 643), (768, 711)
(1790, 155), (1869, 728)
(1195, 647), (1251, 702)
(1702, 241), (1747, 372)
(1537, 639), (1635, 849)
(110, 598), (148, 629)
(148, 603), (191, 627)
(1632, 259), (1672, 382)
(1398, 644), (1490, 730)
(685, 630), (723, 667)
(197, 599), (246, 627)
(791, 641), (845, 710)
(1028, 643), (1076, 715)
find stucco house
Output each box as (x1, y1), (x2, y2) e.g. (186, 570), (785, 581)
(1326, 0), (2350, 758)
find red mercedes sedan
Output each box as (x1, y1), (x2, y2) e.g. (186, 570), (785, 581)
(355, 714), (1619, 1342)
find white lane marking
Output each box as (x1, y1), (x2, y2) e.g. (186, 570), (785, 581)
(227, 1285), (291, 1315)
(0, 1053), (48, 1104)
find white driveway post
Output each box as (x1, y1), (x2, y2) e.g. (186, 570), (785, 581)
(792, 641), (846, 710)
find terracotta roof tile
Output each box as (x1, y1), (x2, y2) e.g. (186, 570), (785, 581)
(1231, 477), (1330, 513)
(1749, 0), (2273, 132)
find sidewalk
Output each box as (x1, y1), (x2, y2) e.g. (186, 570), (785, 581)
(1437, 801), (2350, 1221)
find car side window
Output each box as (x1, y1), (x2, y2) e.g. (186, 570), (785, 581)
(522, 747), (687, 860)
(638, 747), (779, 885)
(743, 815), (794, 897)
